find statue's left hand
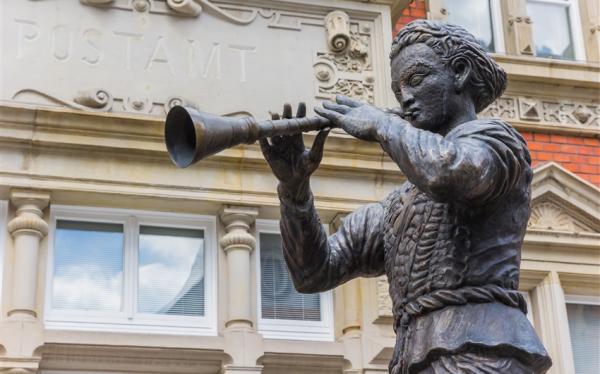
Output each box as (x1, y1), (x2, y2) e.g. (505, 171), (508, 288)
(315, 95), (394, 142)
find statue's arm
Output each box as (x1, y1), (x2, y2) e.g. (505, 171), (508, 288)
(278, 184), (385, 293)
(377, 120), (525, 205)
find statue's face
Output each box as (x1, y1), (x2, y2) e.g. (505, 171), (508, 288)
(390, 43), (460, 132)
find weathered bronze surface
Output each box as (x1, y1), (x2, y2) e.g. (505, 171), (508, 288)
(165, 106), (331, 168)
(165, 19), (552, 374)
(260, 21), (552, 373)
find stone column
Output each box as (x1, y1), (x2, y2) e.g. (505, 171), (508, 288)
(7, 189), (50, 319)
(530, 271), (576, 374)
(219, 206), (263, 373)
(219, 205), (259, 329)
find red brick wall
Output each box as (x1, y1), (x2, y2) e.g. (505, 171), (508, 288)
(392, 1), (600, 187)
(521, 132), (600, 186)
(393, 0), (427, 35)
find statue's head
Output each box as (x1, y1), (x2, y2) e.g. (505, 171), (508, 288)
(389, 20), (506, 132)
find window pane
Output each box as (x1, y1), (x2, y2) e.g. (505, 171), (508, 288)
(567, 303), (600, 374)
(445, 0), (495, 52)
(260, 233), (321, 321)
(138, 225), (205, 316)
(52, 220), (124, 311)
(527, 1), (574, 59)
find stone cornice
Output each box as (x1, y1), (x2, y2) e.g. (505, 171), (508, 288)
(494, 54), (600, 89)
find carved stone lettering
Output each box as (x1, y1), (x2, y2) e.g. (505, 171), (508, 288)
(3, 0), (379, 118)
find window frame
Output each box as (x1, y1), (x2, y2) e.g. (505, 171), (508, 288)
(431, 0), (505, 54)
(255, 219), (334, 341)
(527, 0), (586, 61)
(44, 204), (217, 335)
(0, 200), (7, 313)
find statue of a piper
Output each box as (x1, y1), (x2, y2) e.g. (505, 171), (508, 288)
(259, 20), (552, 374)
(165, 19), (552, 374)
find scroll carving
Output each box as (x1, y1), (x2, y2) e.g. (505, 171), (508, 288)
(325, 10), (350, 53)
(314, 21), (374, 104)
(12, 88), (194, 115)
(480, 95), (600, 131)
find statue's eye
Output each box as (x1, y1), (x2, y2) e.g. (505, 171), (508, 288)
(409, 74), (425, 87)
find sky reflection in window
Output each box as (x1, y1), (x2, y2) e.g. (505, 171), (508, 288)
(528, 1), (574, 60)
(52, 220), (124, 311)
(138, 226), (205, 316)
(445, 0), (495, 52)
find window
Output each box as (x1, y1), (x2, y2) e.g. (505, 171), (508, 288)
(443, 0), (505, 53)
(527, 0), (585, 60)
(256, 220), (333, 341)
(566, 295), (600, 374)
(45, 205), (217, 335)
(0, 201), (7, 310)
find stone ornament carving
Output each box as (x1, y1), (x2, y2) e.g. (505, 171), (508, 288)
(314, 21), (374, 104)
(79, 0), (319, 27)
(12, 88), (193, 116)
(376, 276), (393, 320)
(529, 201), (595, 233)
(481, 94), (600, 130)
(324, 10), (351, 53)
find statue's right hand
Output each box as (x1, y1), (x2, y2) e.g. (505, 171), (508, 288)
(259, 102), (329, 200)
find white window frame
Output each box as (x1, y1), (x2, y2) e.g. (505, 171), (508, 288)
(489, 0), (505, 54)
(0, 200), (7, 313)
(255, 219), (334, 341)
(45, 205), (217, 336)
(435, 0), (505, 54)
(527, 0), (586, 61)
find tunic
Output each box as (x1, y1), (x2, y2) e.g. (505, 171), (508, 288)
(278, 118), (552, 373)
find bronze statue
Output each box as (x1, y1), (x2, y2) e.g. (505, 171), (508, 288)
(260, 21), (552, 373)
(165, 19), (552, 374)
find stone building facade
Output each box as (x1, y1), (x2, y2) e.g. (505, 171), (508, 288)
(0, 1), (598, 374)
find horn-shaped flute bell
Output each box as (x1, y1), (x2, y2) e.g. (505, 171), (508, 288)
(165, 106), (331, 168)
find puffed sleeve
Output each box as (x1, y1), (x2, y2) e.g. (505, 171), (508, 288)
(378, 119), (530, 206)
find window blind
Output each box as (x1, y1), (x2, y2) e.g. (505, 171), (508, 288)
(137, 225), (205, 317)
(260, 233), (320, 321)
(52, 220), (124, 311)
(567, 303), (600, 374)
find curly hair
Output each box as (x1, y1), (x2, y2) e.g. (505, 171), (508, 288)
(390, 20), (506, 113)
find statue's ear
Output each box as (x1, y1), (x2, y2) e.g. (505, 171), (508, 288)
(451, 57), (472, 93)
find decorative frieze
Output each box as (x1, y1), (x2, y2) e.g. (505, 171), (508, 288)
(481, 95), (600, 131)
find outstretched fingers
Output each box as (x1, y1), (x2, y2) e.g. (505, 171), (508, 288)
(309, 129), (330, 164)
(336, 95), (362, 108)
(323, 100), (351, 114)
(283, 103), (293, 119)
(314, 107), (344, 125)
(296, 102), (306, 118)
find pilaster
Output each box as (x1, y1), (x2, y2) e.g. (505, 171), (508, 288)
(530, 271), (576, 374)
(501, 0), (535, 55)
(6, 189), (50, 319)
(219, 205), (259, 330)
(0, 189), (50, 374)
(219, 205), (263, 373)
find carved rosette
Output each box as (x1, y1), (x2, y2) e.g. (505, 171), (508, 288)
(314, 21), (374, 104)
